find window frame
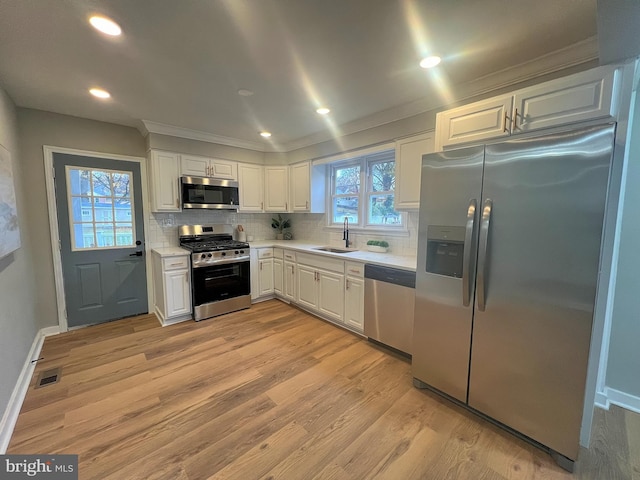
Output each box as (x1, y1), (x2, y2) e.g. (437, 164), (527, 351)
(328, 149), (405, 231)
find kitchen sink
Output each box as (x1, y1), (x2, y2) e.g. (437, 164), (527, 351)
(313, 246), (357, 254)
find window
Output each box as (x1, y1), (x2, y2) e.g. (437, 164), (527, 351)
(330, 150), (403, 229)
(66, 167), (135, 250)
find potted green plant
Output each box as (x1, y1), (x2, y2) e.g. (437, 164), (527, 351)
(366, 240), (389, 253)
(271, 214), (291, 240)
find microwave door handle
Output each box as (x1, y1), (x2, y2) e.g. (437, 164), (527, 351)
(476, 199), (492, 312)
(462, 199), (477, 307)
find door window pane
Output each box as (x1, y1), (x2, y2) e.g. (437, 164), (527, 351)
(66, 167), (135, 250)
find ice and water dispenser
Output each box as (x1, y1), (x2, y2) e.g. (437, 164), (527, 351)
(425, 225), (465, 278)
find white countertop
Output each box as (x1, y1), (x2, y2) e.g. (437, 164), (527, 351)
(151, 246), (190, 257)
(248, 240), (417, 272)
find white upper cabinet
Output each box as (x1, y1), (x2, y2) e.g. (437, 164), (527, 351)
(149, 150), (181, 212)
(264, 166), (289, 212)
(435, 65), (622, 151)
(238, 163), (264, 212)
(512, 67), (618, 133)
(181, 154), (237, 180)
(436, 95), (513, 151)
(395, 132), (435, 210)
(290, 162), (326, 213)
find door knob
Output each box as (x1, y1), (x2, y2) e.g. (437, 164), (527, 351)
(129, 251), (143, 257)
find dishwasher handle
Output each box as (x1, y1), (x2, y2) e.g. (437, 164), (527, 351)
(364, 264), (415, 289)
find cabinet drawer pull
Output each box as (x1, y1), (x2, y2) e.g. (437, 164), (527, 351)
(170, 263), (183, 267)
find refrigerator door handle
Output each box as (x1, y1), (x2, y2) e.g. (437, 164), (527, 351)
(477, 199), (493, 312)
(462, 198), (477, 307)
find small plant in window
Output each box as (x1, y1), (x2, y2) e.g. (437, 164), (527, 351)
(271, 214), (291, 240)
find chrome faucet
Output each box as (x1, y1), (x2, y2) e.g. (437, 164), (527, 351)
(343, 217), (351, 248)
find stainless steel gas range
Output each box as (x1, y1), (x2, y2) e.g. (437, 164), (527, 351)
(179, 224), (250, 321)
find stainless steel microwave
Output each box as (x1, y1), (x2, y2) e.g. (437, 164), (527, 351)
(181, 176), (239, 210)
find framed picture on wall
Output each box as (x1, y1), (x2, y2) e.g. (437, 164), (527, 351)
(0, 144), (21, 259)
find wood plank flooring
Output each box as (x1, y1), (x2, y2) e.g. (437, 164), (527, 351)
(8, 300), (640, 479)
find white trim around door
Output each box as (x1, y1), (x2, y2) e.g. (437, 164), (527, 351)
(43, 146), (152, 332)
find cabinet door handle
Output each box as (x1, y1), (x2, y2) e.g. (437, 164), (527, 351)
(285, 202), (288, 211)
(306, 200), (309, 209)
(513, 108), (518, 131)
(260, 261), (263, 271)
(503, 111), (510, 133)
(346, 279), (349, 290)
(185, 271), (188, 283)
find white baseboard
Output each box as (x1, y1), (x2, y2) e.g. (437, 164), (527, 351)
(605, 387), (640, 414)
(0, 326), (60, 453)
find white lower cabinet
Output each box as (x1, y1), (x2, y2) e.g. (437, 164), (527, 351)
(250, 248), (275, 301)
(318, 270), (345, 323)
(344, 262), (365, 332)
(273, 257), (283, 296)
(296, 253), (345, 325)
(152, 251), (192, 325)
(297, 264), (318, 310)
(283, 260), (296, 301)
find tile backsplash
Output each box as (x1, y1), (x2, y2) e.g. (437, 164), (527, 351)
(148, 210), (419, 256)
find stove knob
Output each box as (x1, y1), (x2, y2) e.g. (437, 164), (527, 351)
(235, 250), (239, 254)
(240, 250), (244, 254)
(207, 253), (212, 258)
(200, 254), (206, 259)
(221, 252), (226, 256)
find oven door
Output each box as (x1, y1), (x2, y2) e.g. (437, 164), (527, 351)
(181, 176), (239, 210)
(192, 259), (250, 306)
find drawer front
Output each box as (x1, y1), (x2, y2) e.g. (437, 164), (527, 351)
(258, 248), (274, 259)
(345, 261), (364, 278)
(283, 250), (296, 261)
(273, 248), (284, 259)
(163, 256), (190, 271)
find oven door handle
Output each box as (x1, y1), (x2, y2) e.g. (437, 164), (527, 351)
(193, 256), (250, 268)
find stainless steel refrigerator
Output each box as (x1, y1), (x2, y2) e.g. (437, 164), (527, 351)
(413, 124), (616, 469)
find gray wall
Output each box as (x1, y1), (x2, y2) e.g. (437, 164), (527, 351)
(16, 108), (147, 329)
(0, 89), (39, 419)
(598, 0), (640, 64)
(605, 88), (640, 397)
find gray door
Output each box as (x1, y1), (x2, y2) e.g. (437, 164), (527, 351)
(54, 153), (148, 328)
(467, 125), (615, 460)
(412, 146), (484, 402)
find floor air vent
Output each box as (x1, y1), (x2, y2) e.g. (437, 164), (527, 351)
(35, 367), (62, 388)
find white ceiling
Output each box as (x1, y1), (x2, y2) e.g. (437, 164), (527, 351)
(0, 0), (598, 152)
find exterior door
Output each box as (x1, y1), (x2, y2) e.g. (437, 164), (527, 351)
(53, 153), (148, 328)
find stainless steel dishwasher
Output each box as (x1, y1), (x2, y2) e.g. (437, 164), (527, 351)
(364, 264), (416, 355)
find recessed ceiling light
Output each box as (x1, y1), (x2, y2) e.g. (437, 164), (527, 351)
(316, 107), (331, 115)
(420, 56), (441, 69)
(238, 89), (254, 97)
(89, 88), (111, 99)
(89, 16), (122, 36)
(260, 131), (272, 138)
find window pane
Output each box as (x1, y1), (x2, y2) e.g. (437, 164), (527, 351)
(116, 223), (134, 246)
(71, 197), (93, 222)
(92, 171), (112, 196)
(333, 197), (358, 223)
(68, 169), (91, 196)
(95, 223), (115, 247)
(74, 224), (95, 249)
(112, 172), (131, 198)
(335, 165), (360, 194)
(369, 194), (401, 225)
(115, 198), (132, 221)
(371, 161), (395, 192)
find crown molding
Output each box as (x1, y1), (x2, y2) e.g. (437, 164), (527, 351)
(281, 37), (599, 152)
(139, 120), (274, 152)
(138, 38), (598, 155)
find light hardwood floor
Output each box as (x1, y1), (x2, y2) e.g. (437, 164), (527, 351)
(8, 300), (640, 479)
